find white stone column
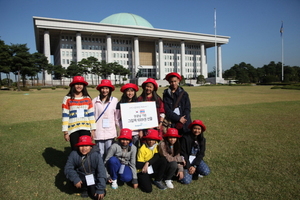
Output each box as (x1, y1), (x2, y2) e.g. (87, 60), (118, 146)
(217, 44), (222, 78)
(43, 30), (51, 81)
(180, 41), (185, 76)
(158, 39), (164, 80)
(200, 43), (208, 78)
(134, 37), (140, 78)
(106, 34), (112, 63)
(76, 32), (82, 62)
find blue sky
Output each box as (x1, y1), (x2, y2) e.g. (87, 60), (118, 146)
(0, 0), (299, 73)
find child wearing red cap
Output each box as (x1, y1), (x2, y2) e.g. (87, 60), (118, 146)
(104, 128), (138, 190)
(180, 120), (210, 184)
(136, 129), (168, 192)
(163, 72), (191, 135)
(158, 128), (185, 188)
(64, 135), (106, 199)
(62, 76), (96, 150)
(116, 83), (140, 146)
(92, 79), (119, 159)
(137, 78), (165, 139)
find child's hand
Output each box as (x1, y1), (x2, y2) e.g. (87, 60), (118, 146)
(142, 162), (149, 173)
(74, 181), (82, 188)
(94, 193), (105, 200)
(177, 171), (184, 180)
(64, 132), (70, 141)
(90, 130), (95, 140)
(179, 115), (187, 124)
(188, 166), (196, 175)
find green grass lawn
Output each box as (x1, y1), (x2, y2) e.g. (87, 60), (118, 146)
(0, 86), (299, 199)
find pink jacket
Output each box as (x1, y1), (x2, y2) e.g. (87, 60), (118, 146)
(92, 96), (119, 140)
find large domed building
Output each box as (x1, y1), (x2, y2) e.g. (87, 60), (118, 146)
(33, 13), (229, 85)
(100, 13), (154, 28)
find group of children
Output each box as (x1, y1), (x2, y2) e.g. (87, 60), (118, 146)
(62, 72), (210, 199)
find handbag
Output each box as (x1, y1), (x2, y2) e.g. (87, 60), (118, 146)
(162, 91), (185, 133)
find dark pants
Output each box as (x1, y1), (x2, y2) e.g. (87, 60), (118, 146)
(164, 160), (178, 180)
(69, 130), (91, 150)
(137, 156), (167, 193)
(78, 173), (97, 199)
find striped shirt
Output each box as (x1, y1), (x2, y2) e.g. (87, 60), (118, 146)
(62, 96), (96, 134)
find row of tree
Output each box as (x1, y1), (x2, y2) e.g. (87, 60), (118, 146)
(214, 62), (300, 83)
(0, 39), (131, 89)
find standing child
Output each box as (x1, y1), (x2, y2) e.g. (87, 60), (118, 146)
(163, 72), (191, 135)
(158, 128), (185, 189)
(104, 128), (138, 190)
(92, 79), (119, 159)
(136, 129), (168, 192)
(180, 120), (210, 184)
(137, 78), (165, 139)
(64, 135), (106, 199)
(116, 83), (139, 146)
(62, 76), (96, 150)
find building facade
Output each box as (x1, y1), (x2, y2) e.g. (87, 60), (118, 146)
(33, 13), (229, 85)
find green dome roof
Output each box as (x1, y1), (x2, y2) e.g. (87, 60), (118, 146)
(100, 13), (153, 28)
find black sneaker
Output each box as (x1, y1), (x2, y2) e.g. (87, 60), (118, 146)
(153, 180), (167, 190)
(81, 190), (88, 198)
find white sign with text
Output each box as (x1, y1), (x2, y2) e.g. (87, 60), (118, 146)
(120, 102), (158, 130)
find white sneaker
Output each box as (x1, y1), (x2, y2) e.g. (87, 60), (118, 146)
(111, 180), (118, 189)
(165, 180), (174, 189)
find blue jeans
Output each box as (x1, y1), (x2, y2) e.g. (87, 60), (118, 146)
(181, 160), (210, 184)
(106, 156), (133, 183)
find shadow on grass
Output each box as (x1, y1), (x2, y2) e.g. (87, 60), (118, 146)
(42, 147), (79, 195)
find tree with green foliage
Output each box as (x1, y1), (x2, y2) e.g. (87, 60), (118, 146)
(10, 44), (34, 90)
(196, 75), (206, 85)
(1, 78), (13, 87)
(79, 56), (101, 85)
(90, 58), (102, 84)
(32, 52), (49, 86)
(66, 61), (83, 78)
(180, 75), (186, 85)
(110, 62), (130, 84)
(0, 39), (11, 86)
(99, 60), (112, 79)
(52, 64), (66, 85)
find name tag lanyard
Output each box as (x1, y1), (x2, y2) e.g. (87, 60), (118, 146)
(82, 156), (95, 186)
(96, 97), (112, 123)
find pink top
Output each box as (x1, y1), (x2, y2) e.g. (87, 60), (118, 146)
(92, 96), (119, 140)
